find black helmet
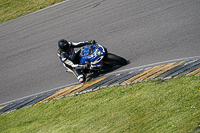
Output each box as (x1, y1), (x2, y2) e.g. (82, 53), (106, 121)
(58, 39), (70, 52)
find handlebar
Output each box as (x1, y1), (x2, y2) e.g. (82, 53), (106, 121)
(88, 44), (94, 56)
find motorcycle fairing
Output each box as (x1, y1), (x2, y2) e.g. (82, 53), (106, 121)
(79, 44), (106, 70)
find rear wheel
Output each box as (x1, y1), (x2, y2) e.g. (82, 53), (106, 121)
(104, 53), (127, 66)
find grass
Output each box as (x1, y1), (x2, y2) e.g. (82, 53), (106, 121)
(0, 76), (199, 133)
(0, 0), (65, 24)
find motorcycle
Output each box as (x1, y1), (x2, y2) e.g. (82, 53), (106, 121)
(78, 43), (127, 74)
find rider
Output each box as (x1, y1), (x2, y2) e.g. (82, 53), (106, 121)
(57, 39), (96, 84)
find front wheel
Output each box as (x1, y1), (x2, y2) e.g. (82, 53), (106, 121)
(104, 53), (127, 66)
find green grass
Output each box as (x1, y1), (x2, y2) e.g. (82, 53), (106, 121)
(0, 76), (199, 133)
(0, 0), (65, 24)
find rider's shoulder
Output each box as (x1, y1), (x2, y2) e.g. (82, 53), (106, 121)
(57, 48), (64, 53)
(71, 42), (79, 45)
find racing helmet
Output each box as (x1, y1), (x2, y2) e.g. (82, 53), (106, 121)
(58, 39), (70, 52)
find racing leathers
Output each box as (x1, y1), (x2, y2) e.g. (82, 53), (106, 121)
(57, 41), (93, 83)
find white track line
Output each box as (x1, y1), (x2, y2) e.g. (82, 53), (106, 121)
(2, 0), (69, 24)
(1, 57), (199, 106)
(0, 82), (78, 107)
(1, 56), (200, 106)
(28, 0), (69, 15)
(106, 56), (200, 76)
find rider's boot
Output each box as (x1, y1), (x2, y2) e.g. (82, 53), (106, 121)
(77, 74), (86, 84)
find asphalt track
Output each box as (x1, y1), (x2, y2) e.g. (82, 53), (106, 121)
(0, 0), (200, 104)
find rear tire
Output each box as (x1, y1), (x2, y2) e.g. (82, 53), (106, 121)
(104, 53), (127, 66)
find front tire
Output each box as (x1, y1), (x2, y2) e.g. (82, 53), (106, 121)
(104, 53), (127, 66)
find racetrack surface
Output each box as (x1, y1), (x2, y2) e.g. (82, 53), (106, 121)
(0, 0), (200, 104)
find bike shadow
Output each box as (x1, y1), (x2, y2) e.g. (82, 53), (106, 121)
(86, 61), (130, 82)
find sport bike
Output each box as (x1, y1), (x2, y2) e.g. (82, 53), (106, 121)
(79, 43), (127, 74)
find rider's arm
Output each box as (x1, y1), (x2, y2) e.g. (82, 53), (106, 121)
(62, 60), (88, 70)
(57, 49), (88, 70)
(71, 64), (89, 69)
(70, 40), (96, 48)
(57, 49), (68, 63)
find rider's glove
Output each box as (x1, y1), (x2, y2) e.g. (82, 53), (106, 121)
(72, 64), (90, 69)
(90, 40), (96, 45)
(83, 64), (90, 69)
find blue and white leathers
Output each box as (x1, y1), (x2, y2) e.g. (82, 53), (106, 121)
(57, 41), (92, 83)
